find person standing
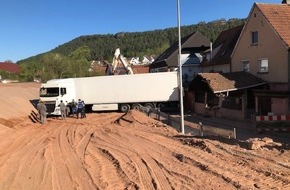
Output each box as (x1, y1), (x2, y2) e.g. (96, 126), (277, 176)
(81, 100), (86, 118)
(65, 101), (70, 116)
(59, 100), (66, 119)
(71, 99), (77, 117)
(37, 99), (47, 124)
(76, 99), (84, 119)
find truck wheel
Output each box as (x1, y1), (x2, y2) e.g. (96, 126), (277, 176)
(157, 103), (165, 108)
(144, 103), (154, 111)
(132, 103), (141, 110)
(120, 104), (130, 113)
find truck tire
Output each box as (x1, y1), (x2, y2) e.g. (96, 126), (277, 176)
(144, 103), (154, 111)
(157, 103), (164, 108)
(132, 103), (141, 110)
(120, 104), (130, 113)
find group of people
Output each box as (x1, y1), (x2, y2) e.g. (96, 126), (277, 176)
(36, 98), (86, 124)
(70, 99), (86, 119)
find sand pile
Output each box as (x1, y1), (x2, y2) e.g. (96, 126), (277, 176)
(0, 83), (289, 190)
(0, 82), (40, 119)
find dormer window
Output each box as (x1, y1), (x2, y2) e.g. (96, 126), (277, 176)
(251, 31), (258, 44)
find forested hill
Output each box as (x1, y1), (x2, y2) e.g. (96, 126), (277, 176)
(16, 18), (245, 82)
(18, 18), (245, 64)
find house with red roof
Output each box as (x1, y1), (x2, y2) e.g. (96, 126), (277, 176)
(0, 62), (20, 73)
(0, 61), (20, 82)
(231, 1), (290, 116)
(188, 1), (290, 120)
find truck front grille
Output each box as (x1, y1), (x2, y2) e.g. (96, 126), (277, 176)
(44, 101), (56, 114)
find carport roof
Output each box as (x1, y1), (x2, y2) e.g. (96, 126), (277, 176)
(192, 72), (267, 93)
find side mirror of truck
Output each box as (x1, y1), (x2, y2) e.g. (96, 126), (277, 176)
(60, 88), (67, 96)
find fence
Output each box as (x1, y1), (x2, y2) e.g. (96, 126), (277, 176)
(254, 115), (290, 132)
(142, 107), (236, 139)
(199, 123), (236, 139)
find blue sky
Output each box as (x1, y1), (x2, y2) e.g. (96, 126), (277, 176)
(0, 0), (281, 63)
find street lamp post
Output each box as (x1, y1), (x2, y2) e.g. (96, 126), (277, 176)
(177, 0), (185, 134)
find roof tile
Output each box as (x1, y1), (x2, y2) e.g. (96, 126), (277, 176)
(0, 62), (20, 73)
(257, 3), (290, 47)
(192, 72), (267, 93)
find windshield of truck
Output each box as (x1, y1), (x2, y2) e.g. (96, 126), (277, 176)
(40, 87), (59, 97)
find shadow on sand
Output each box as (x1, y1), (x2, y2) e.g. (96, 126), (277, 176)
(29, 99), (40, 123)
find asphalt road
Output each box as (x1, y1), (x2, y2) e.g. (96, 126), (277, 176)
(167, 112), (290, 145)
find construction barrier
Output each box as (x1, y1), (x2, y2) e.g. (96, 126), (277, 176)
(254, 115), (290, 132)
(198, 122), (236, 139)
(147, 107), (236, 139)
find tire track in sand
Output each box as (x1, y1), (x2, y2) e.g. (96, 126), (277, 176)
(0, 124), (53, 190)
(49, 120), (98, 190)
(1, 111), (289, 190)
(88, 123), (181, 190)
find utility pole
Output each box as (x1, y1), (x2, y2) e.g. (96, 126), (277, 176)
(177, 0), (185, 134)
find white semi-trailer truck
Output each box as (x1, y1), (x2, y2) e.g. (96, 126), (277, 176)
(39, 72), (179, 115)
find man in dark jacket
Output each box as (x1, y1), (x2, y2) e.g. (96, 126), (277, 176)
(76, 99), (84, 119)
(71, 99), (77, 117)
(81, 100), (86, 118)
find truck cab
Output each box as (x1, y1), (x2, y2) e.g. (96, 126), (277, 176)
(40, 79), (75, 115)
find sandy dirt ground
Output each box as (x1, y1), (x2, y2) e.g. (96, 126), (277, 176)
(0, 82), (289, 190)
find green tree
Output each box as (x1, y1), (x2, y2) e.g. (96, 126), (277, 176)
(36, 53), (71, 82)
(69, 46), (91, 77)
(17, 18), (246, 80)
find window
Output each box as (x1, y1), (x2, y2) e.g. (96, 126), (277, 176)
(258, 59), (268, 73)
(242, 60), (250, 72)
(40, 87), (59, 97)
(251, 31), (258, 44)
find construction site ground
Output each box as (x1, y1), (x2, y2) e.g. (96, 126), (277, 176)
(0, 82), (289, 190)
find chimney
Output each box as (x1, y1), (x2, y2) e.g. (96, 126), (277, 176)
(282, 0), (290, 4)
